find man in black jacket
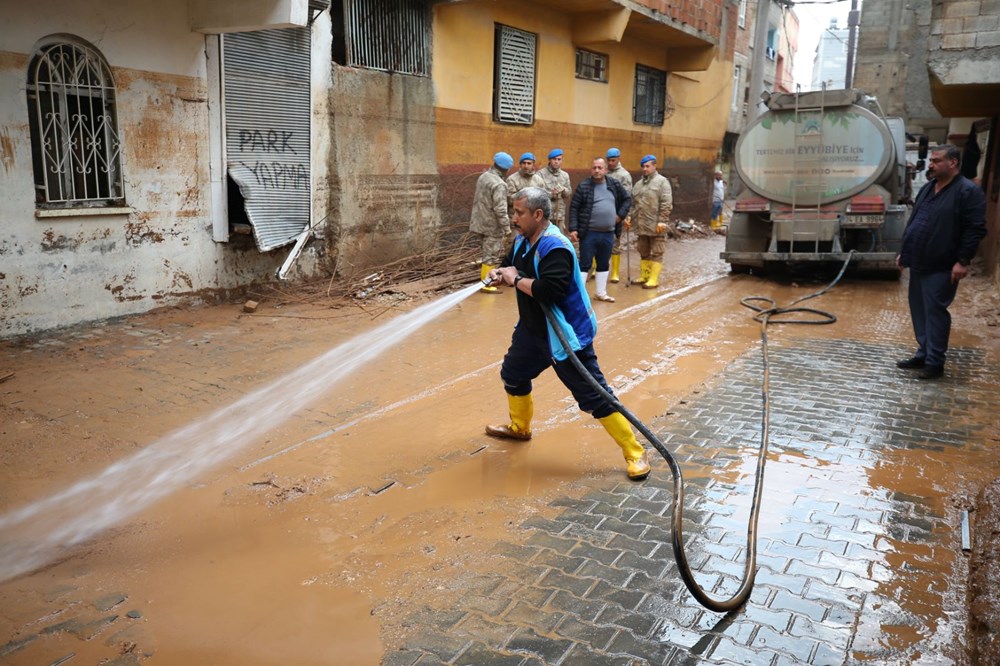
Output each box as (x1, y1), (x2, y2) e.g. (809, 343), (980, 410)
(896, 144), (987, 380)
(568, 157), (632, 302)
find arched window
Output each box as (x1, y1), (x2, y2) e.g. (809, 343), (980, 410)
(26, 35), (124, 208)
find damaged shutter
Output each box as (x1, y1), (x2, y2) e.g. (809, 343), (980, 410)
(223, 27), (310, 251)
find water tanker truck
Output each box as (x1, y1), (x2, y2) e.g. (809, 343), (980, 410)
(721, 89), (908, 275)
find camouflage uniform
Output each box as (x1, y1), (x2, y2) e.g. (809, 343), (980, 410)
(631, 170), (673, 262)
(470, 166), (511, 265)
(606, 165), (632, 258)
(506, 169), (546, 216)
(538, 166), (572, 233)
(607, 165), (632, 190)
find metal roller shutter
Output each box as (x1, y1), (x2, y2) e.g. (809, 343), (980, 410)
(223, 27), (311, 252)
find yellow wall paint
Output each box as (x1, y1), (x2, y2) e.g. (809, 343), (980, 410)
(432, 4), (496, 115)
(433, 1), (733, 168)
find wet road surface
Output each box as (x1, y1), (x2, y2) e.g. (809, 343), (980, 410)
(1, 235), (998, 664)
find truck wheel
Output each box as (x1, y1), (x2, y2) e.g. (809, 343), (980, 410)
(729, 264), (752, 274)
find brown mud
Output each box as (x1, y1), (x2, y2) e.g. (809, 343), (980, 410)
(1, 236), (998, 664)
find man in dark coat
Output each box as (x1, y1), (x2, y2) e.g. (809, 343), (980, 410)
(896, 144), (987, 380)
(568, 157), (631, 303)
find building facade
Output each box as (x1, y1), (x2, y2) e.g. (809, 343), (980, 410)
(433, 0), (736, 228)
(853, 0), (944, 138)
(1, 0), (735, 339)
(1, 0), (336, 339)
(810, 19), (850, 90)
(854, 0), (999, 284)
(723, 0), (798, 191)
(925, 0), (1000, 283)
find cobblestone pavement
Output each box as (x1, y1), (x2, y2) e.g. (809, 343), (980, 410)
(386, 336), (997, 665)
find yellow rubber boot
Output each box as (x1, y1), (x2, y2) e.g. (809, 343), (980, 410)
(598, 412), (650, 480)
(480, 263), (499, 294)
(643, 261), (662, 289)
(609, 254), (620, 283)
(486, 393), (533, 440)
(589, 258), (597, 280)
(632, 259), (649, 285)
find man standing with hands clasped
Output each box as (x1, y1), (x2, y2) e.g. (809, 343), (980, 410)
(484, 187), (651, 481)
(896, 144), (986, 380)
(626, 155), (672, 289)
(506, 152), (546, 214)
(470, 152), (514, 293)
(538, 148), (572, 234)
(568, 157), (632, 302)
(606, 148), (633, 283)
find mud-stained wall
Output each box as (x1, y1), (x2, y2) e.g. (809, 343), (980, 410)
(432, 0), (733, 231)
(0, 1), (312, 339)
(325, 67), (440, 274)
(854, 0), (944, 135)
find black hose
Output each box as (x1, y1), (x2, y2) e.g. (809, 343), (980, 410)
(538, 251), (855, 613)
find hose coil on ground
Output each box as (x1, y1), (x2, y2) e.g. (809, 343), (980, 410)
(539, 252), (854, 613)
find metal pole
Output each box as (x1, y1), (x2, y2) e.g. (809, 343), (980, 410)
(845, 0), (860, 88)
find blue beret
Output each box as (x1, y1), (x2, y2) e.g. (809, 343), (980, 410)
(548, 148), (563, 159)
(493, 152), (514, 170)
(519, 152), (536, 163)
(606, 147), (621, 158)
(641, 154), (657, 165)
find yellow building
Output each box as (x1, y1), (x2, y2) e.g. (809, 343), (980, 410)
(432, 0), (736, 225)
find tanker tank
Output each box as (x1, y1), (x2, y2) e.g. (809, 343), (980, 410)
(721, 88), (910, 276)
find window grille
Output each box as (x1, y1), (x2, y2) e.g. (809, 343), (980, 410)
(493, 24), (536, 125)
(633, 64), (667, 126)
(26, 36), (124, 207)
(341, 0), (431, 76)
(575, 49), (608, 83)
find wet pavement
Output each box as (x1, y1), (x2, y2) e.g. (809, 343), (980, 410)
(388, 337), (996, 665)
(1, 235), (999, 664)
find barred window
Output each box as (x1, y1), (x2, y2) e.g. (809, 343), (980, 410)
(26, 36), (124, 208)
(633, 64), (667, 126)
(333, 0), (431, 76)
(575, 49), (608, 83)
(493, 24), (536, 125)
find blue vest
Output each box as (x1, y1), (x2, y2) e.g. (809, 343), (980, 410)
(513, 225), (598, 361)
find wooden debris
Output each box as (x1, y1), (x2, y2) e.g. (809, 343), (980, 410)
(251, 227), (482, 308)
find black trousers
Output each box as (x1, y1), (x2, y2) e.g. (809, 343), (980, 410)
(500, 323), (616, 419)
(907, 269), (958, 368)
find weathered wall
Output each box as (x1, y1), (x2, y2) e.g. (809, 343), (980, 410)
(630, 0), (725, 40)
(0, 1), (325, 339)
(854, 0), (944, 136)
(727, 0), (753, 133)
(432, 0), (733, 229)
(325, 68), (440, 274)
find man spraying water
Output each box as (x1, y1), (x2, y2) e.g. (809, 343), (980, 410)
(485, 187), (651, 480)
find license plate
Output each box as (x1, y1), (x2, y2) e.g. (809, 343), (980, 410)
(842, 214), (882, 228)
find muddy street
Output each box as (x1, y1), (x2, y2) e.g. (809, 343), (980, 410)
(2, 235), (999, 665)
